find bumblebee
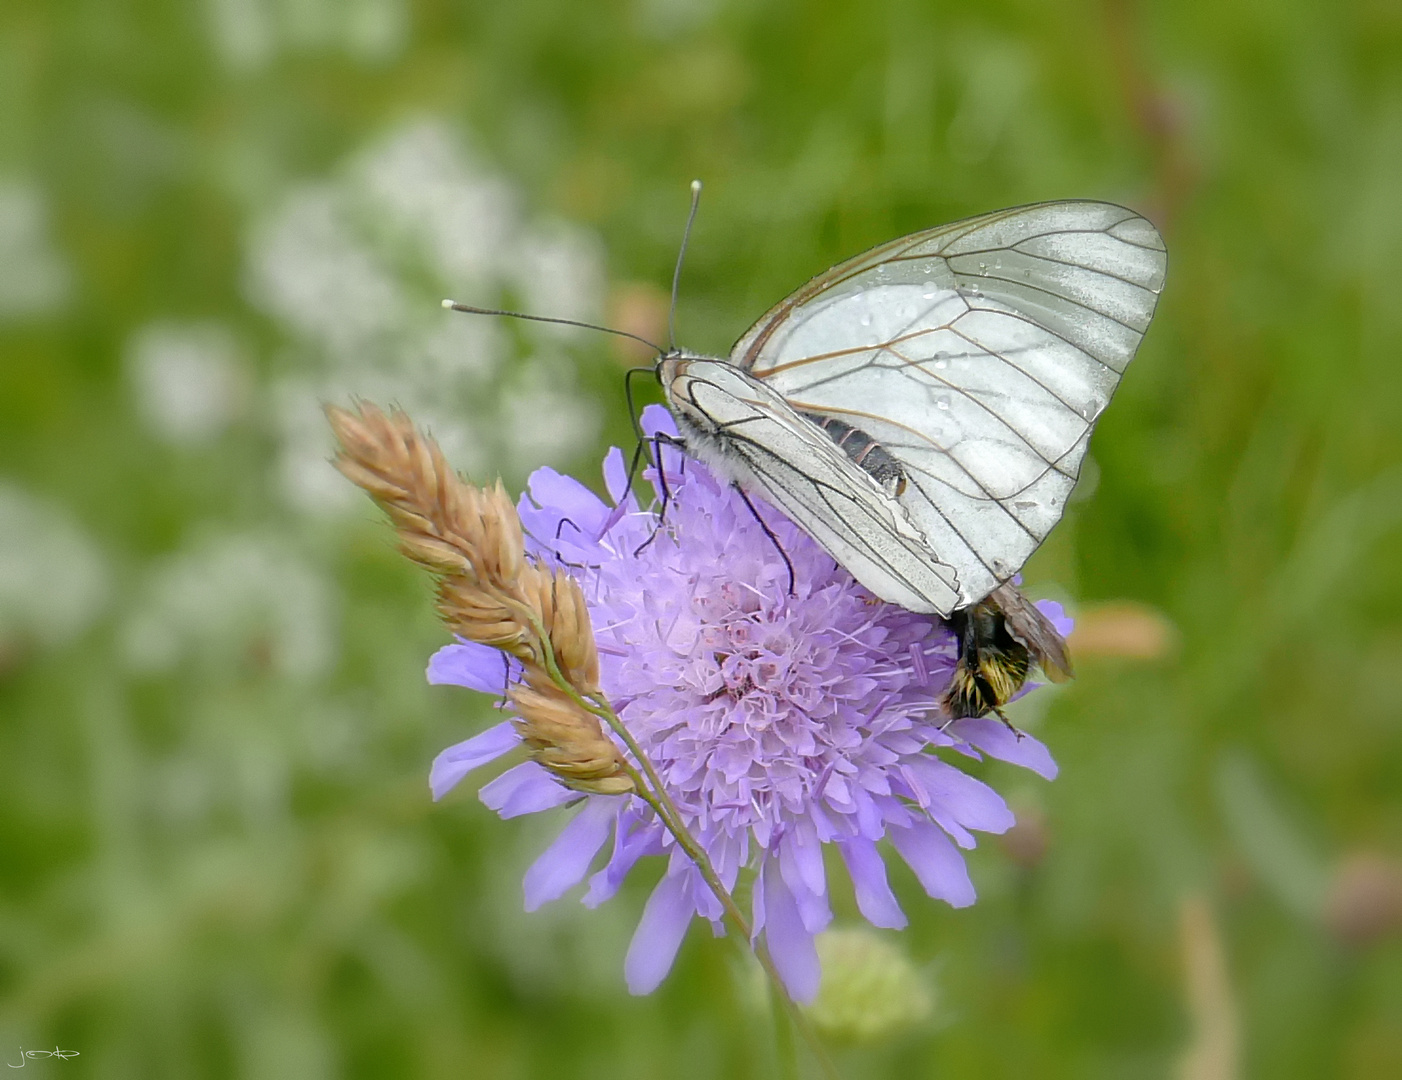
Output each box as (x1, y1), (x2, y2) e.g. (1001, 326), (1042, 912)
(796, 412), (1075, 728)
(942, 582), (1073, 730)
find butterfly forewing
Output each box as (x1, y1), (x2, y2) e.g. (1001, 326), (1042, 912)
(664, 357), (962, 614)
(730, 200), (1166, 607)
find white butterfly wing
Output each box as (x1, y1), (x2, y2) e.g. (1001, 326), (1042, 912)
(663, 357), (961, 614)
(731, 201), (1167, 608)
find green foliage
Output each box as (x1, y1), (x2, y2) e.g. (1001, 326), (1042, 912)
(2, 0), (1401, 1076)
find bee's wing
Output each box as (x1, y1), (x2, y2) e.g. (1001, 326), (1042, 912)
(733, 201), (1167, 607)
(666, 359), (961, 615)
(986, 581), (1073, 681)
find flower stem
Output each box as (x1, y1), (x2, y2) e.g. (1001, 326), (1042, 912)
(771, 979), (800, 1080)
(626, 778), (840, 1080)
(529, 621), (840, 1079)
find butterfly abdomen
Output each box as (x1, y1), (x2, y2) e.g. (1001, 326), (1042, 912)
(802, 412), (907, 496)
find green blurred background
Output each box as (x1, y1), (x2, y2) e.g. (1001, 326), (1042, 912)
(3, 0), (1401, 1076)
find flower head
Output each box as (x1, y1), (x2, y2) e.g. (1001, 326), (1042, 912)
(431, 406), (1061, 1002)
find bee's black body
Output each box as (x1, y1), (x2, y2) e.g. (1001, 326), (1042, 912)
(941, 583), (1074, 725)
(943, 600), (1033, 719)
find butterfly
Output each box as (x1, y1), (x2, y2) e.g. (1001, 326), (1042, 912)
(657, 200), (1167, 721)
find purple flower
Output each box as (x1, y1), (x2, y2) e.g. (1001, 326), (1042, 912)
(430, 406), (1060, 1002)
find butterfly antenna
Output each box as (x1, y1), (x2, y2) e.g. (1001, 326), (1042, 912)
(667, 179), (703, 352)
(440, 301), (662, 354)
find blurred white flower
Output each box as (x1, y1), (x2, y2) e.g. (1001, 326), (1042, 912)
(127, 321), (249, 444)
(412, 311), (504, 385)
(122, 533), (338, 681)
(271, 377), (367, 515)
(0, 182), (71, 320)
(246, 184), (409, 362)
(205, 0), (408, 73)
(500, 358), (603, 474)
(638, 0), (721, 38)
(0, 485), (109, 647)
(244, 119), (602, 515)
(351, 122), (521, 292)
(509, 219), (607, 341)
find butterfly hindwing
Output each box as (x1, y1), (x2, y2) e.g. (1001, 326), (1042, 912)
(730, 200), (1167, 607)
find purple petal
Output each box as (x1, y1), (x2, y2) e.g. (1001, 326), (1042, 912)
(602, 446), (630, 506)
(429, 722), (520, 800)
(427, 642), (513, 694)
(688, 866), (725, 923)
(523, 797), (620, 911)
(624, 869), (695, 994)
(888, 817), (976, 908)
(637, 404), (686, 494)
(952, 718), (1059, 780)
(837, 838), (907, 929)
(759, 856), (821, 1003)
(517, 467), (613, 561)
(479, 762), (575, 818)
(584, 810), (664, 907)
(751, 858), (767, 941)
(786, 819), (827, 897)
(639, 404), (677, 440)
(777, 828), (832, 935)
(851, 787), (886, 840)
(927, 807), (977, 850)
(526, 467), (608, 531)
(1035, 598), (1075, 639)
(903, 757), (1015, 834)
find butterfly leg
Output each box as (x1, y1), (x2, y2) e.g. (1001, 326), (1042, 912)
(495, 652), (520, 706)
(623, 423), (675, 514)
(549, 516), (600, 571)
(732, 484), (796, 598)
(633, 432), (688, 557)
